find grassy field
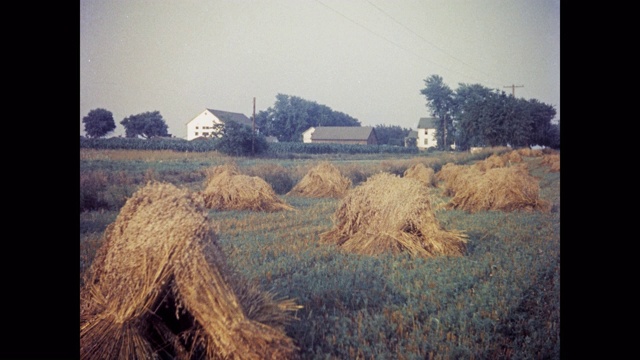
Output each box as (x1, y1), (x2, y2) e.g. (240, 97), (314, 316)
(80, 148), (560, 359)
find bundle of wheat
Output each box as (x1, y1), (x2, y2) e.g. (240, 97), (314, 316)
(80, 182), (300, 360)
(541, 153), (560, 172)
(202, 163), (294, 212)
(503, 150), (523, 164)
(473, 153), (507, 172)
(403, 162), (436, 187)
(435, 163), (481, 197)
(286, 161), (351, 198)
(320, 173), (467, 258)
(516, 148), (544, 157)
(446, 165), (551, 213)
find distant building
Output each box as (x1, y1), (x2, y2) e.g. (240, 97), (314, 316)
(185, 109), (253, 140)
(416, 117), (438, 150)
(302, 126), (378, 145)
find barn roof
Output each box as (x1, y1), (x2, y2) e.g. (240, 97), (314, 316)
(418, 117), (438, 129)
(206, 109), (253, 127)
(311, 126), (375, 141)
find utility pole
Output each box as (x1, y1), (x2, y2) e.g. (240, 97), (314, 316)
(252, 97), (256, 156)
(504, 84), (524, 97)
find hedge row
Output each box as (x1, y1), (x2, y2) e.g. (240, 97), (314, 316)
(79, 137), (419, 155)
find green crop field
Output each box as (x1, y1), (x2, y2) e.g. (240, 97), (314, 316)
(80, 147), (560, 359)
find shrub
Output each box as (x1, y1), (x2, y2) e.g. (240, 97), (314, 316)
(245, 163), (296, 195)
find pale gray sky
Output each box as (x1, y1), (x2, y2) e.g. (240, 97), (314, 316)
(80, 0), (560, 139)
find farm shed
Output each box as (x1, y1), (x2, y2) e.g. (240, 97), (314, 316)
(302, 126), (378, 145)
(186, 108), (253, 141)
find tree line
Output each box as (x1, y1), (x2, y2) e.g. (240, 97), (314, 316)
(82, 109), (170, 139)
(420, 75), (559, 150)
(83, 77), (559, 153)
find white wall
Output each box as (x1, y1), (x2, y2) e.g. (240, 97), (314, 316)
(186, 110), (223, 140)
(302, 127), (315, 143)
(417, 128), (437, 149)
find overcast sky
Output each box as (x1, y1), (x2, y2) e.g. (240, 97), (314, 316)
(80, 0), (560, 139)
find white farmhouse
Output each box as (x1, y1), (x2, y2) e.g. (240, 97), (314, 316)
(416, 117), (438, 150)
(185, 109), (253, 140)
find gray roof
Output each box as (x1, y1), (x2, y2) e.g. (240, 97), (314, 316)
(406, 130), (418, 138)
(418, 117), (438, 129)
(207, 109), (253, 127)
(311, 126), (375, 141)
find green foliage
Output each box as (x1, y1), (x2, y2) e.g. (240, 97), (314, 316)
(374, 124), (412, 146)
(423, 75), (558, 151)
(255, 94), (361, 142)
(421, 75), (456, 150)
(120, 110), (170, 138)
(82, 108), (116, 138)
(79, 137), (421, 155)
(404, 136), (417, 148)
(267, 142), (419, 156)
(216, 120), (268, 156)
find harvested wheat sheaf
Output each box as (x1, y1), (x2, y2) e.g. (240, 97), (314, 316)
(446, 165), (551, 213)
(473, 153), (506, 172)
(403, 162), (436, 187)
(320, 173), (467, 258)
(286, 161), (351, 198)
(435, 163), (481, 197)
(541, 153), (560, 172)
(503, 150), (523, 164)
(202, 163), (294, 212)
(80, 182), (300, 360)
(516, 148), (544, 157)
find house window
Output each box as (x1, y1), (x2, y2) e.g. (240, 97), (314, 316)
(203, 132), (209, 136)
(424, 139), (428, 145)
(196, 126), (199, 129)
(195, 132), (199, 136)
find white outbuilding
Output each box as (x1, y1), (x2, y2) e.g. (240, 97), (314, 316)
(185, 109), (253, 140)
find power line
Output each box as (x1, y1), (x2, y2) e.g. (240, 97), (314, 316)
(363, 0), (496, 86)
(314, 0), (488, 84)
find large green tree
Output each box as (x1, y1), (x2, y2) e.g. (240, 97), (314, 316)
(437, 77), (558, 150)
(452, 83), (495, 150)
(374, 124), (411, 146)
(255, 94), (361, 142)
(420, 75), (455, 150)
(216, 120), (268, 156)
(82, 108), (116, 138)
(120, 111), (170, 138)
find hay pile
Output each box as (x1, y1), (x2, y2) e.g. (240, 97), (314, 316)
(80, 182), (300, 360)
(286, 161), (351, 198)
(320, 173), (467, 258)
(403, 162), (436, 187)
(516, 148), (544, 157)
(503, 150), (523, 164)
(445, 165), (551, 213)
(473, 153), (507, 172)
(541, 153), (560, 172)
(202, 163), (294, 212)
(435, 163), (482, 197)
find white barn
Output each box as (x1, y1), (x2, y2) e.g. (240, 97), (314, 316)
(185, 109), (253, 140)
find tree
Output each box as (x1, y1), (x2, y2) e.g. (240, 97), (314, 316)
(420, 75), (455, 150)
(374, 124), (411, 146)
(120, 111), (170, 138)
(82, 108), (116, 138)
(216, 120), (268, 156)
(256, 94), (361, 142)
(452, 83), (495, 150)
